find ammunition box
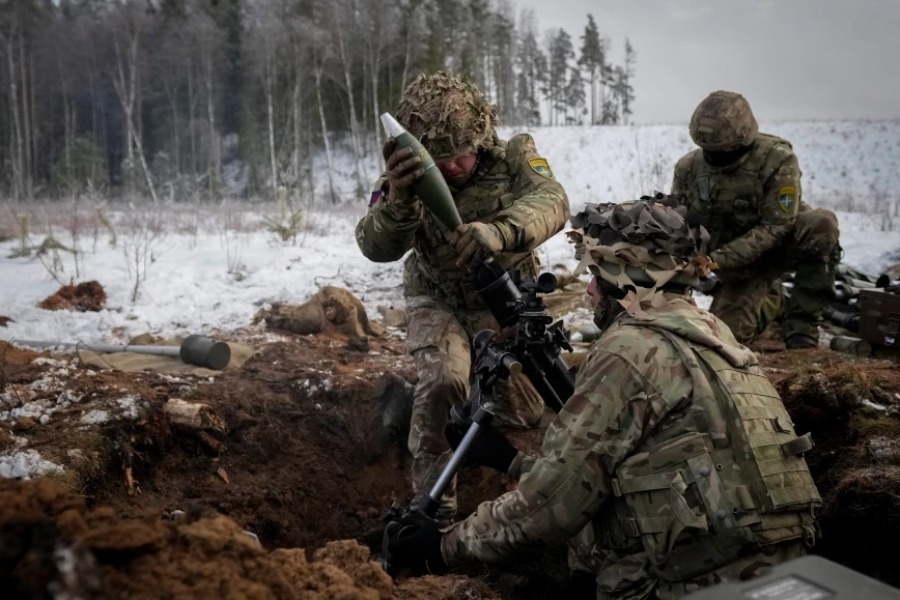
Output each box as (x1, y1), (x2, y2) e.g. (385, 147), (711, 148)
(859, 288), (900, 348)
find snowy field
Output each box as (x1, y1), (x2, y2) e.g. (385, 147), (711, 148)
(2, 120), (899, 345)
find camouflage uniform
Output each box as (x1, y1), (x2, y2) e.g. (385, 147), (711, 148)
(355, 72), (569, 520)
(440, 201), (820, 599)
(671, 91), (841, 346)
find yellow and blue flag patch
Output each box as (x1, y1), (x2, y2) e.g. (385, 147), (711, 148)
(777, 186), (796, 212)
(528, 158), (554, 179)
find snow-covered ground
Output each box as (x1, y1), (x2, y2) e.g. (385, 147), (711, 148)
(1, 121), (899, 345)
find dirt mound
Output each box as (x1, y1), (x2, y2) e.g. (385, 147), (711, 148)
(37, 280), (107, 312)
(771, 359), (900, 584)
(0, 478), (392, 599)
(254, 286), (384, 338)
(3, 322), (900, 597)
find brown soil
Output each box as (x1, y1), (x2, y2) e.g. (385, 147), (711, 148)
(2, 318), (900, 598)
(37, 280), (107, 312)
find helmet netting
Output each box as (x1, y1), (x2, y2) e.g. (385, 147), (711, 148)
(568, 199), (709, 319)
(395, 71), (497, 159)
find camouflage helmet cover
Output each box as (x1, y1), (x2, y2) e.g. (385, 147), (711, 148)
(689, 90), (759, 152)
(568, 198), (709, 317)
(395, 70), (497, 161)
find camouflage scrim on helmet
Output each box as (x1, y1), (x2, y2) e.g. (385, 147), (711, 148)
(689, 90), (759, 152)
(568, 198), (709, 319)
(395, 71), (497, 161)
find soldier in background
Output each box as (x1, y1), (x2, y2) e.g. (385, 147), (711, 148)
(355, 71), (569, 524)
(386, 200), (820, 599)
(670, 90), (841, 349)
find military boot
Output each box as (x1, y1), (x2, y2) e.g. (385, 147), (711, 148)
(782, 257), (835, 350)
(785, 331), (819, 349)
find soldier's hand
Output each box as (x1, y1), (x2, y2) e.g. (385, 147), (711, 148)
(384, 510), (447, 577)
(450, 222), (505, 270)
(383, 138), (424, 203)
(690, 255), (719, 274)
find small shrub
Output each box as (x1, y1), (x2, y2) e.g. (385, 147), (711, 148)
(262, 188), (304, 244)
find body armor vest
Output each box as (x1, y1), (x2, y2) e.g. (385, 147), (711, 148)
(404, 138), (539, 310)
(680, 134), (799, 251)
(596, 325), (820, 582)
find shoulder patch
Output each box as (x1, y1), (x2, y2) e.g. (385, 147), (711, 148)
(368, 189), (384, 207)
(777, 186), (796, 212)
(528, 157), (554, 179)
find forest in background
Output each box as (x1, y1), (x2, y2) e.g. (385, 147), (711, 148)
(0, 0), (636, 203)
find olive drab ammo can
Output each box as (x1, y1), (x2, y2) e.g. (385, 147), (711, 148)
(859, 288), (900, 348)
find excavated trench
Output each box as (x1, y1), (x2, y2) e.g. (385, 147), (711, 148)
(2, 329), (900, 598)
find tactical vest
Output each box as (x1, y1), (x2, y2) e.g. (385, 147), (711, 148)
(404, 135), (539, 311)
(680, 134), (800, 251)
(596, 327), (820, 582)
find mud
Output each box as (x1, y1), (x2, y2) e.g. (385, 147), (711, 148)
(1, 315), (900, 598)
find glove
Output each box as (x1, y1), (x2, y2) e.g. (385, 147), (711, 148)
(382, 138), (424, 205)
(385, 510), (447, 576)
(445, 421), (518, 474)
(450, 222), (505, 271)
(690, 255), (719, 276)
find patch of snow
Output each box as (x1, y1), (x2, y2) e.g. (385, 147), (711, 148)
(0, 449), (64, 479)
(80, 410), (110, 425)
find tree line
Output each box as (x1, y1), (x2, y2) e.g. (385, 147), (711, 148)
(0, 0), (636, 202)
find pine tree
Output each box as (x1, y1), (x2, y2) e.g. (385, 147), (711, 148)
(563, 66), (586, 125)
(490, 10), (516, 123)
(577, 14), (605, 125)
(546, 28), (574, 126)
(515, 28), (545, 126)
(613, 38), (636, 124)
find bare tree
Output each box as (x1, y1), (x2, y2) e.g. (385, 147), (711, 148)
(197, 10), (225, 196)
(307, 9), (338, 204)
(109, 2), (158, 203)
(323, 0), (369, 195)
(398, 0), (428, 92)
(2, 22), (26, 200)
(245, 0), (292, 202)
(0, 3), (35, 200)
(361, 0), (402, 149)
(287, 14), (313, 200)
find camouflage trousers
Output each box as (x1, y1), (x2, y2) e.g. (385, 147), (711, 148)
(710, 208), (840, 344)
(569, 531), (806, 599)
(405, 295), (545, 521)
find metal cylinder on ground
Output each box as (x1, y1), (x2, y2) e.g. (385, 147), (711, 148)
(829, 335), (872, 357)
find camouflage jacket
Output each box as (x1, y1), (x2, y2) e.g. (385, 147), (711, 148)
(355, 134), (569, 310)
(441, 294), (818, 579)
(670, 133), (805, 272)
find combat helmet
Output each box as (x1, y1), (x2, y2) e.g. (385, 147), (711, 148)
(689, 90), (759, 152)
(569, 198), (709, 315)
(395, 71), (497, 162)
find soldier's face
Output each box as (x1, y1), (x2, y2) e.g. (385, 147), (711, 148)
(437, 153), (478, 186)
(587, 276), (604, 309)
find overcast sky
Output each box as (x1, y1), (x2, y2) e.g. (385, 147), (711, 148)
(515, 0), (900, 124)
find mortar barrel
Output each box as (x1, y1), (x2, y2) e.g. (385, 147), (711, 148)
(15, 340), (181, 357)
(13, 337), (230, 370)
